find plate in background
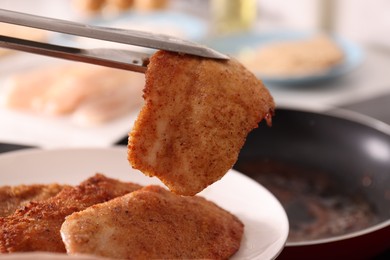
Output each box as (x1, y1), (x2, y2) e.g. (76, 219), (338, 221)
(206, 31), (364, 85)
(0, 55), (141, 148)
(0, 103), (138, 148)
(0, 147), (289, 260)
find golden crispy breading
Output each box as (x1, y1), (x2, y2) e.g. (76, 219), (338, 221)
(61, 185), (244, 259)
(0, 184), (67, 217)
(241, 34), (344, 77)
(0, 174), (142, 253)
(128, 50), (274, 195)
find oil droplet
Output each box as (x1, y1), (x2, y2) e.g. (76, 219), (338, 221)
(265, 109), (274, 127)
(361, 175), (373, 187)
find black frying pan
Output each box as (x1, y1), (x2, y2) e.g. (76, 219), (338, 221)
(233, 107), (390, 259)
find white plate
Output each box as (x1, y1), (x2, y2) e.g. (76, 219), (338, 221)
(0, 103), (138, 148)
(0, 147), (288, 260)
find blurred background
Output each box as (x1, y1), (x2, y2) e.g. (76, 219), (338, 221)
(0, 0), (390, 148)
(1, 1), (390, 259)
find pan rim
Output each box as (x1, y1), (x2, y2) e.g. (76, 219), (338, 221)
(286, 219), (390, 246)
(276, 104), (390, 136)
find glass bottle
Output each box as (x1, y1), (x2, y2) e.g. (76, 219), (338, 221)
(211, 0), (257, 35)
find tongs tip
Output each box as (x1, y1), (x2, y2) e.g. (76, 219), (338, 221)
(202, 48), (229, 60)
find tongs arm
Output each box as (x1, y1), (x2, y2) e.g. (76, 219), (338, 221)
(0, 8), (228, 62)
(0, 35), (149, 73)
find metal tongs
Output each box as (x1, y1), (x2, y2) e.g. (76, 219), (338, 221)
(0, 9), (228, 73)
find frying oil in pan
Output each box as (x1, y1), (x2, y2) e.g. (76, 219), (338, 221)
(235, 159), (380, 242)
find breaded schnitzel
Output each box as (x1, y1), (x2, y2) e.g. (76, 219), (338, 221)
(0, 174), (141, 253)
(0, 184), (67, 217)
(128, 50), (274, 195)
(240, 34), (344, 77)
(61, 185), (244, 259)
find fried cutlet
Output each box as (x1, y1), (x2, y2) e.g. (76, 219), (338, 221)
(128, 50), (274, 195)
(0, 174), (142, 253)
(241, 34), (344, 77)
(0, 183), (66, 217)
(61, 185), (244, 259)
(0, 184), (67, 217)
